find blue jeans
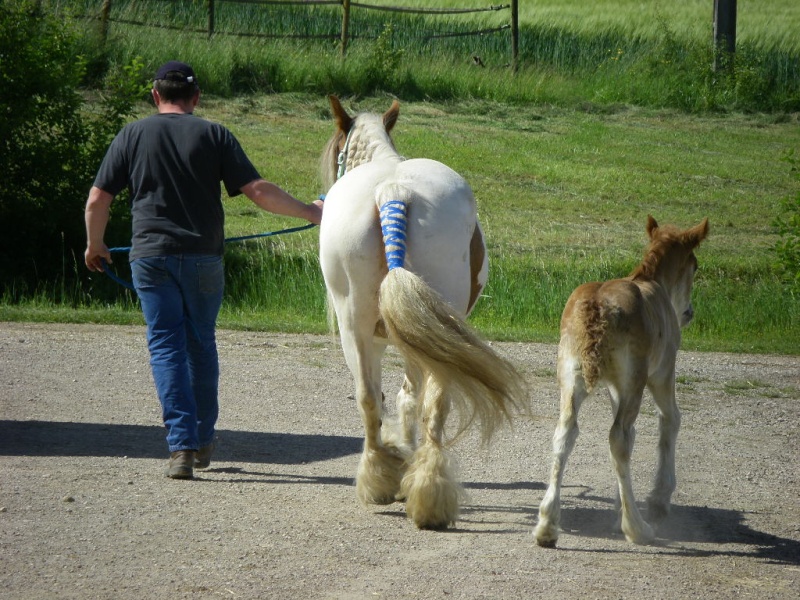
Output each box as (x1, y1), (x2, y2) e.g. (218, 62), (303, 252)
(131, 255), (224, 453)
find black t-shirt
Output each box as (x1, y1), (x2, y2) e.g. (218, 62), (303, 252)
(93, 113), (260, 260)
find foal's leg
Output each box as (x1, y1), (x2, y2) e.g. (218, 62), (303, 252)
(607, 381), (655, 545)
(645, 372), (680, 523)
(401, 375), (462, 529)
(534, 362), (587, 548)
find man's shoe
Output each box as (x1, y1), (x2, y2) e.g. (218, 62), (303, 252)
(166, 450), (195, 479)
(195, 442), (215, 469)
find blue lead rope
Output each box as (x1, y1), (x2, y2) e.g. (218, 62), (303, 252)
(101, 223), (318, 291)
(101, 195), (324, 291)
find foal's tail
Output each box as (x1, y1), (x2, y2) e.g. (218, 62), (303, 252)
(376, 198), (529, 443)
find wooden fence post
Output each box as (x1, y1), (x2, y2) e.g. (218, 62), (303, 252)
(100, 0), (111, 47)
(341, 0), (351, 57)
(207, 0), (215, 39)
(511, 0), (518, 72)
(713, 0), (737, 71)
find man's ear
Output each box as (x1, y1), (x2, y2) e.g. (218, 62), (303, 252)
(151, 88), (160, 106)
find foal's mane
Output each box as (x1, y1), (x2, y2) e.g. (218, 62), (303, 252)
(629, 217), (708, 281)
(630, 224), (686, 281)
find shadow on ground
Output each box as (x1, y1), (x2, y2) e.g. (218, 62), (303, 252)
(528, 491), (800, 566)
(0, 419), (361, 464)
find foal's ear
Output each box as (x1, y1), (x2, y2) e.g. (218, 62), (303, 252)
(686, 217), (710, 246)
(329, 95), (353, 134)
(383, 99), (400, 133)
(646, 214), (659, 238)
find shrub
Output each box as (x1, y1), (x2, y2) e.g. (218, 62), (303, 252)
(774, 150), (800, 294)
(0, 0), (147, 299)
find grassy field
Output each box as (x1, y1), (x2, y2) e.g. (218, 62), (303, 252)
(218, 95), (800, 354)
(4, 2), (799, 355)
(6, 93), (796, 354)
(58, 0), (800, 111)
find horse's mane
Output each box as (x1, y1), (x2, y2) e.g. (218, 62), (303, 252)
(629, 224), (687, 281)
(320, 129), (344, 191)
(320, 112), (399, 192)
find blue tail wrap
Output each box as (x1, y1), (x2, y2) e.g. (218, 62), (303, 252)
(380, 200), (407, 271)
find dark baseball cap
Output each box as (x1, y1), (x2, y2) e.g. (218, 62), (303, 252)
(153, 61), (197, 84)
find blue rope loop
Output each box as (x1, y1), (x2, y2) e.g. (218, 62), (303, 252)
(102, 251), (135, 291)
(100, 194), (325, 290)
(379, 200), (407, 271)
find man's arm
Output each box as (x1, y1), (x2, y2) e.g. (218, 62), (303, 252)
(84, 186), (114, 272)
(240, 179), (323, 225)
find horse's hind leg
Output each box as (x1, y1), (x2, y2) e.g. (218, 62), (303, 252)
(607, 382), (655, 545)
(534, 364), (586, 548)
(401, 375), (462, 529)
(381, 361), (422, 461)
(645, 373), (680, 523)
(342, 329), (406, 506)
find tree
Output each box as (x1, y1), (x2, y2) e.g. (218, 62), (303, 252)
(0, 0), (145, 297)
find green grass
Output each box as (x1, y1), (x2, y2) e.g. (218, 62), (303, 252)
(6, 2), (800, 354)
(55, 0), (800, 111)
(7, 94), (797, 354)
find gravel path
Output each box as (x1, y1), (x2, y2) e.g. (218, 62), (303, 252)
(1, 322), (798, 599)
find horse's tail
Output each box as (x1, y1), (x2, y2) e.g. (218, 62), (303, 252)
(376, 197), (529, 444)
(567, 292), (607, 393)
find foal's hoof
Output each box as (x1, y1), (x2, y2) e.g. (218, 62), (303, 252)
(533, 522), (559, 548)
(535, 537), (557, 549)
(646, 498), (671, 524)
(622, 521), (655, 545)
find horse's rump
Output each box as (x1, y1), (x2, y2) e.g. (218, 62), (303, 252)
(563, 279), (652, 391)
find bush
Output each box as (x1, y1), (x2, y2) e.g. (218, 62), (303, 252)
(774, 150), (800, 294)
(0, 0), (147, 299)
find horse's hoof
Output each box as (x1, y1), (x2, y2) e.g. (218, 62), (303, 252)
(413, 517), (452, 531)
(622, 521), (655, 545)
(647, 498), (671, 524)
(533, 522), (559, 548)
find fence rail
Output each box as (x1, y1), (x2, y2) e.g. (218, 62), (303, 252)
(91, 0), (519, 70)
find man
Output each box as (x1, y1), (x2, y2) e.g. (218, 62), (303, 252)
(84, 61), (323, 479)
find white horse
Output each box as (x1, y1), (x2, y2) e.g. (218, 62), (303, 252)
(319, 96), (529, 529)
(534, 216), (709, 547)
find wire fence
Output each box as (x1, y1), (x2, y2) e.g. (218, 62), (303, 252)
(89, 0), (519, 70)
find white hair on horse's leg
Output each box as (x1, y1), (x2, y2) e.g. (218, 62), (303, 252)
(401, 441), (464, 529)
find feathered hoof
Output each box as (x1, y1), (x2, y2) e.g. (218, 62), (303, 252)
(646, 496), (671, 524)
(401, 444), (463, 530)
(404, 481), (461, 530)
(533, 522), (559, 548)
(356, 446), (407, 506)
(621, 519), (656, 545)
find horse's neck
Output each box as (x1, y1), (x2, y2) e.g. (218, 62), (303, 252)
(347, 142), (400, 172)
(347, 122), (401, 172)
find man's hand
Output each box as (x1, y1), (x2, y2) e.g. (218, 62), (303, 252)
(85, 243), (112, 272)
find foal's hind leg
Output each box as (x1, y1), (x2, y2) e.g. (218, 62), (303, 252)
(645, 373), (680, 524)
(401, 376), (462, 529)
(607, 382), (655, 545)
(534, 363), (587, 548)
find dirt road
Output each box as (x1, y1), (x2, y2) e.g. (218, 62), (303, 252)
(1, 322), (798, 599)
